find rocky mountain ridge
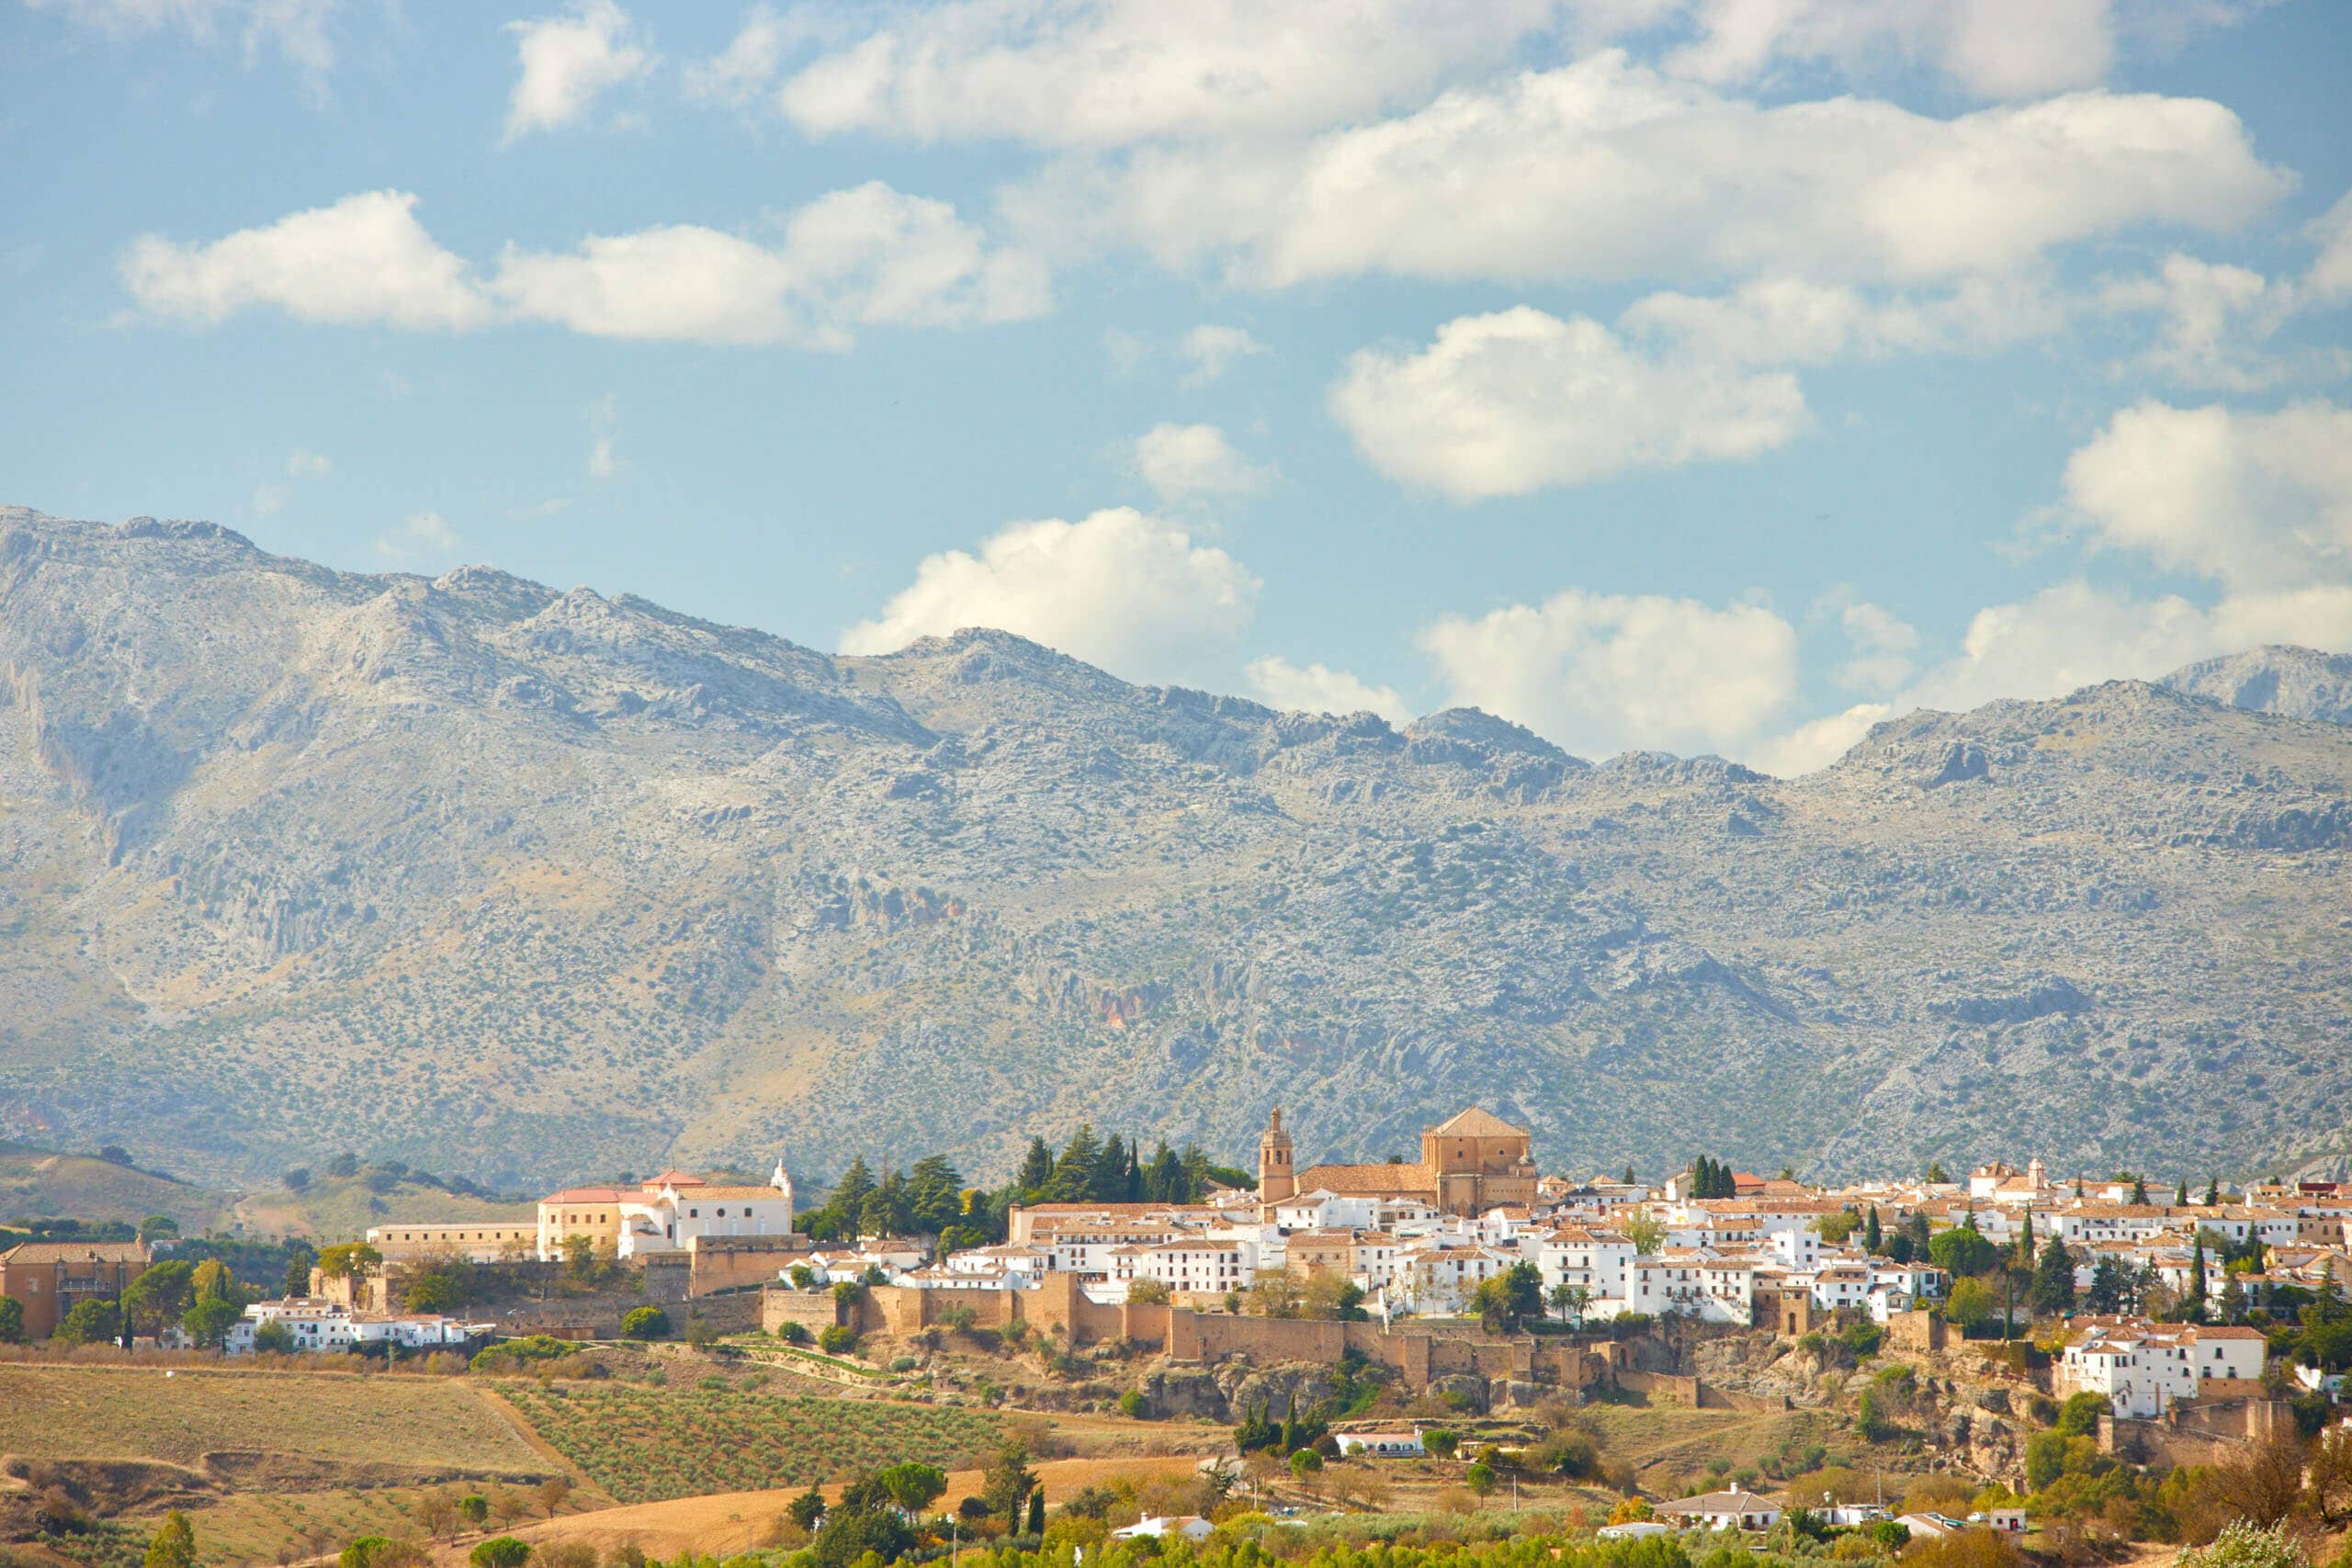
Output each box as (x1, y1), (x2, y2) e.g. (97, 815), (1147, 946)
(2, 506), (2347, 1190)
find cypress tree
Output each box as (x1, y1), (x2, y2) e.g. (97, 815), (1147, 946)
(1864, 1205), (1883, 1254)
(1026, 1488), (1045, 1535)
(2187, 1235), (2209, 1320)
(2130, 1175), (2148, 1206)
(2175, 1179), (2189, 1206)
(2203, 1177), (2220, 1206)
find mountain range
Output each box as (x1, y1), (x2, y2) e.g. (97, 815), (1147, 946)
(3, 506), (2348, 1194)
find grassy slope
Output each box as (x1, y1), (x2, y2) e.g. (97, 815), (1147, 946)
(0, 1143), (232, 1230)
(228, 1177), (535, 1243)
(0, 1365), (546, 1474)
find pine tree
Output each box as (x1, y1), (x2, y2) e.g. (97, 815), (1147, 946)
(143, 1512), (196, 1568)
(1016, 1137), (1054, 1198)
(831, 1156), (876, 1218)
(1044, 1125), (1103, 1202)
(1094, 1134), (1129, 1203)
(1864, 1205), (1883, 1254)
(2030, 1237), (2074, 1316)
(1143, 1142), (1183, 1203)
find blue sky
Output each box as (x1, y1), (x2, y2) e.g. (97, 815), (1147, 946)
(5, 0), (2349, 773)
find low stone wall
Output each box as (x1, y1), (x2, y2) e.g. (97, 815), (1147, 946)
(690, 1235), (816, 1297)
(763, 1288), (844, 1335)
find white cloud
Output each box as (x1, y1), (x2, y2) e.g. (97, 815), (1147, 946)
(492, 182), (1048, 347)
(1244, 656), (1413, 728)
(1832, 599), (1919, 693)
(839, 507), (1261, 684)
(1009, 52), (2288, 290)
(1901, 579), (2352, 716)
(1133, 423), (1268, 502)
(2062, 400), (2352, 592)
(587, 395), (618, 480)
(1621, 273), (2061, 367)
(1748, 701), (1894, 777)
(119, 190), (491, 331)
(503, 0), (654, 142)
(2096, 253), (2307, 391)
(684, 5), (787, 105)
(1329, 307), (1804, 501)
(28, 0), (343, 82)
(372, 510), (461, 566)
(1419, 590), (1799, 759)
(254, 446), (334, 516)
(2310, 190), (2352, 303)
(1179, 324), (1268, 389)
(774, 0), (1575, 148)
(1665, 0), (2116, 99)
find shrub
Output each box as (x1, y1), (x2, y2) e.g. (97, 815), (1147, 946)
(619, 1307), (671, 1341)
(1116, 1390), (1148, 1419)
(818, 1325), (858, 1355)
(469, 1539), (531, 1568)
(776, 1321), (810, 1344)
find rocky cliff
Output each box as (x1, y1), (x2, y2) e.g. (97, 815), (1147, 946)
(2, 506), (2346, 1190)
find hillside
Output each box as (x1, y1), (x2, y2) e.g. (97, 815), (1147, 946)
(2, 506), (2348, 1188)
(0, 1142), (230, 1229)
(2162, 645), (2352, 726)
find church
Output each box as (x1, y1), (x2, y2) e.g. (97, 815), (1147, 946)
(1257, 1105), (1540, 1218)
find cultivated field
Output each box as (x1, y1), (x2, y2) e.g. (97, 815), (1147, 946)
(492, 1383), (1007, 1504)
(0, 1365), (547, 1477)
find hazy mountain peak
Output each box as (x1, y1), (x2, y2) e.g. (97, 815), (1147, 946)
(2162, 644), (2352, 727)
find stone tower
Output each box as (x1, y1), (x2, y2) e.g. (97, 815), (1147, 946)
(1259, 1107), (1296, 1206)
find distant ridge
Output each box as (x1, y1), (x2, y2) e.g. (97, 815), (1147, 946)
(1, 504), (2347, 1190)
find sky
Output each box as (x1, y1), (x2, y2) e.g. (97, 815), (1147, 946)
(4, 0), (2350, 775)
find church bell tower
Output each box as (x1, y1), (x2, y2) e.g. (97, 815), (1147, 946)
(1259, 1107), (1296, 1208)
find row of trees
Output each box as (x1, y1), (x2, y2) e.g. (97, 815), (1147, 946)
(797, 1128), (1254, 1248)
(1684, 1156), (1740, 1200)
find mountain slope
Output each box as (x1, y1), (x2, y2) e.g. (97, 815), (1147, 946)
(2, 507), (2347, 1188)
(2162, 645), (2352, 727)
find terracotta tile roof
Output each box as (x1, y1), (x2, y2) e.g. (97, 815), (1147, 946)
(0, 1240), (149, 1265)
(1295, 1162), (1436, 1196)
(1428, 1107), (1529, 1138)
(541, 1187), (623, 1203)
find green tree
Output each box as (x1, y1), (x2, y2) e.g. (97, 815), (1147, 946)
(2086, 1257), (2128, 1314)
(1016, 1138), (1055, 1197)
(1043, 1126), (1104, 1203)
(1864, 1205), (1883, 1254)
(2056, 1393), (2109, 1438)
(458, 1495), (490, 1528)
(124, 1260), (197, 1337)
(468, 1539), (530, 1568)
(2176, 1179), (2190, 1206)
(315, 1243), (382, 1280)
(1623, 1214), (1664, 1255)
(1549, 1281), (1591, 1327)
(2178, 1521), (2313, 1568)
(2030, 1237), (2075, 1316)
(254, 1320), (296, 1354)
(1289, 1449), (1323, 1487)
(875, 1461), (949, 1515)
(282, 1240), (317, 1298)
(181, 1296), (243, 1348)
(1929, 1225), (1999, 1279)
(2130, 1175), (2149, 1205)
(1465, 1461), (1497, 1497)
(1499, 1260), (1545, 1329)
(1925, 1161), (1950, 1184)
(2188, 1235), (2210, 1321)
(980, 1443), (1036, 1526)
(55, 1297), (122, 1345)
(143, 1510), (197, 1568)
(1025, 1488), (1045, 1536)
(829, 1156), (876, 1219)
(1854, 1388), (1888, 1442)
(1944, 1277), (1995, 1335)
(619, 1305), (670, 1339)
(2205, 1178), (2222, 1205)
(0, 1295), (24, 1344)
(788, 1486), (826, 1531)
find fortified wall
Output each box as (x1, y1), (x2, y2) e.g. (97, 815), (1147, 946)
(766, 1274), (1623, 1393)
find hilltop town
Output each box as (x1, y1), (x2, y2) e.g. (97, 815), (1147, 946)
(6, 1111), (2348, 1568)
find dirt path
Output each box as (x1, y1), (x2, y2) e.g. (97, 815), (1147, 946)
(421, 1453), (1206, 1562)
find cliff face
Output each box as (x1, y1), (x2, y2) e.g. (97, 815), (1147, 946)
(3, 506), (2348, 1190)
